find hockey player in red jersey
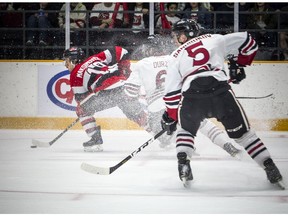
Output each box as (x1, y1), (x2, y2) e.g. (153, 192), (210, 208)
(63, 46), (148, 152)
(161, 19), (284, 188)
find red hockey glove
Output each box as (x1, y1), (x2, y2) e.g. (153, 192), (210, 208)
(228, 57), (246, 84)
(117, 60), (132, 79)
(161, 111), (177, 135)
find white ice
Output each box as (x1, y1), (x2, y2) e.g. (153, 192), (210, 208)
(0, 129), (288, 214)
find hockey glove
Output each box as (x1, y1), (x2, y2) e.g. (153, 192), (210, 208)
(161, 111), (177, 135)
(228, 57), (246, 84)
(117, 60), (132, 79)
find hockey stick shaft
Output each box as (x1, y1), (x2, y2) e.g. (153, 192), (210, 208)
(48, 118), (80, 145)
(32, 118), (80, 147)
(81, 129), (166, 175)
(236, 93), (273, 99)
(110, 128), (166, 173)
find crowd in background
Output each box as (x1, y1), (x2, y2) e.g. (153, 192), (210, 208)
(0, 2), (288, 60)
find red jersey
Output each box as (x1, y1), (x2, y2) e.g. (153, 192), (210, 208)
(70, 46), (130, 102)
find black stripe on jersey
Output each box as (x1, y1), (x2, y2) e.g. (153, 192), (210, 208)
(87, 73), (97, 92)
(166, 101), (179, 106)
(238, 32), (250, 52)
(251, 42), (258, 51)
(165, 89), (181, 97)
(108, 47), (117, 65)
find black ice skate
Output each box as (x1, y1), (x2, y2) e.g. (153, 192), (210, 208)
(264, 158), (285, 190)
(83, 126), (103, 152)
(223, 142), (241, 157)
(177, 152), (193, 188)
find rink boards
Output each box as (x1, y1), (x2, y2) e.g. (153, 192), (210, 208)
(0, 60), (287, 131)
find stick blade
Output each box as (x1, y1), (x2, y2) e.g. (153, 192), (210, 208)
(32, 139), (51, 147)
(81, 162), (111, 175)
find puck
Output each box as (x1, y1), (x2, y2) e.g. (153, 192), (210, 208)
(31, 145), (37, 148)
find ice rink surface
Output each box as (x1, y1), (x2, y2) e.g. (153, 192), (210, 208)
(0, 129), (287, 214)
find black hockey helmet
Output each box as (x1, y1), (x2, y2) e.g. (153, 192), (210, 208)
(172, 18), (201, 39)
(145, 34), (175, 56)
(63, 47), (85, 64)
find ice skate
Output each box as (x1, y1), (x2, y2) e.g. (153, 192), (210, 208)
(223, 142), (241, 157)
(83, 126), (103, 152)
(264, 158), (285, 190)
(177, 152), (193, 188)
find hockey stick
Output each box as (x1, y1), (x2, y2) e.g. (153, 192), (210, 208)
(81, 129), (166, 175)
(236, 93), (273, 99)
(31, 118), (80, 148)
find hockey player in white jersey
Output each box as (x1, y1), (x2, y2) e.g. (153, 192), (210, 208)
(161, 19), (284, 189)
(124, 35), (241, 157)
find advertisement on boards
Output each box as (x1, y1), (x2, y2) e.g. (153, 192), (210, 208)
(37, 65), (125, 117)
(38, 65), (76, 116)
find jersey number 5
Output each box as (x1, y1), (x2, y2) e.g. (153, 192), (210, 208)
(185, 41), (210, 66)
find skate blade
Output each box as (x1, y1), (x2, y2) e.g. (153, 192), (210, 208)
(182, 178), (192, 188)
(274, 180), (286, 190)
(84, 145), (103, 152)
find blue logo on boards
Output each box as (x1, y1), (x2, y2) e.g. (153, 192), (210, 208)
(46, 70), (76, 111)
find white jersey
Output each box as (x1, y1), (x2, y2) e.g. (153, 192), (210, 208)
(90, 3), (124, 21)
(164, 32), (258, 120)
(125, 55), (171, 112)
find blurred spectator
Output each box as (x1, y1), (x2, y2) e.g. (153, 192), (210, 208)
(246, 3), (278, 48)
(0, 3), (14, 12)
(215, 3), (235, 33)
(121, 3), (150, 50)
(154, 3), (185, 12)
(155, 3), (180, 34)
(58, 2), (87, 45)
(182, 3), (212, 29)
(58, 2), (86, 29)
(89, 3), (129, 48)
(127, 3), (149, 33)
(90, 3), (124, 29)
(215, 2), (251, 33)
(25, 3), (59, 46)
(238, 3), (253, 29)
(0, 3), (22, 59)
(202, 3), (214, 11)
(0, 3), (21, 27)
(279, 5), (288, 60)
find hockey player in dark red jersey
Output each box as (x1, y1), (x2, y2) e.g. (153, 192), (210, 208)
(161, 19), (284, 189)
(63, 46), (148, 152)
